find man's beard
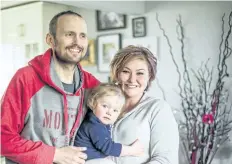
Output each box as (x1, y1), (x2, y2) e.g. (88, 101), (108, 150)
(53, 47), (85, 65)
(54, 49), (80, 65)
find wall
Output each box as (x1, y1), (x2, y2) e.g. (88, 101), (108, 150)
(44, 0), (145, 15)
(145, 1), (232, 104)
(1, 2), (43, 48)
(77, 1), (232, 97)
(79, 2), (232, 163)
(42, 2), (86, 50)
(1, 1), (232, 163)
(77, 1), (232, 107)
(0, 2), (83, 96)
(0, 2), (44, 96)
(144, 2), (232, 164)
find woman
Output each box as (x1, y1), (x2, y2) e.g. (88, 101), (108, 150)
(86, 46), (179, 164)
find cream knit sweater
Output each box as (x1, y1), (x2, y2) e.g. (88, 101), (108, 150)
(86, 93), (179, 164)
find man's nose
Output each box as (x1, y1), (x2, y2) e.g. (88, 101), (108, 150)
(73, 35), (80, 44)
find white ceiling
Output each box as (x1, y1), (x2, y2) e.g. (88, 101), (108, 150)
(1, 0), (36, 9)
(1, 0), (146, 14)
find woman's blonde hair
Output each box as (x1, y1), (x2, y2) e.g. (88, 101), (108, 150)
(87, 83), (125, 110)
(110, 45), (157, 89)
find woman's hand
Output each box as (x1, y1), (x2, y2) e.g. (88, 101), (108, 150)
(120, 139), (144, 157)
(130, 139), (144, 156)
(53, 146), (87, 164)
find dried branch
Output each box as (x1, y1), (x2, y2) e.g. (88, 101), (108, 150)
(156, 10), (232, 164)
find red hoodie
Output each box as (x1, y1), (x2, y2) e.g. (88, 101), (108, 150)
(1, 49), (99, 164)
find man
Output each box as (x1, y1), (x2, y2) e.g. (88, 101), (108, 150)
(1, 11), (99, 164)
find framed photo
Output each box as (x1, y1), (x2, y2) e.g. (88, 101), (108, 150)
(97, 34), (121, 72)
(80, 39), (96, 66)
(96, 10), (126, 31)
(132, 17), (146, 38)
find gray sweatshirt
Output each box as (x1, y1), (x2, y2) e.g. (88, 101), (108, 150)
(86, 93), (179, 164)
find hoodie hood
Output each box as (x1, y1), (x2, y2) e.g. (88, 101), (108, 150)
(29, 49), (53, 86)
(28, 48), (85, 137)
(29, 48), (85, 92)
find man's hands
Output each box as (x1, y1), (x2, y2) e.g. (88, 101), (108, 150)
(53, 146), (87, 164)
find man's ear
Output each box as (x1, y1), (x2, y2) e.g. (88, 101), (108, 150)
(46, 33), (55, 48)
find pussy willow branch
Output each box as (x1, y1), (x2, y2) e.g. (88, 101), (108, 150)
(176, 15), (193, 95)
(176, 17), (197, 147)
(176, 16), (196, 157)
(205, 11), (232, 164)
(156, 13), (183, 98)
(176, 16), (208, 164)
(156, 78), (167, 101)
(156, 11), (232, 164)
(156, 13), (191, 162)
(191, 62), (213, 163)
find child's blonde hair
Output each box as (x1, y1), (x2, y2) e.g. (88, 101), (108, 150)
(87, 83), (125, 110)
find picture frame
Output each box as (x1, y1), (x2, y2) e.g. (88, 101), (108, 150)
(80, 39), (96, 66)
(132, 17), (146, 38)
(96, 10), (126, 31)
(97, 34), (122, 72)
